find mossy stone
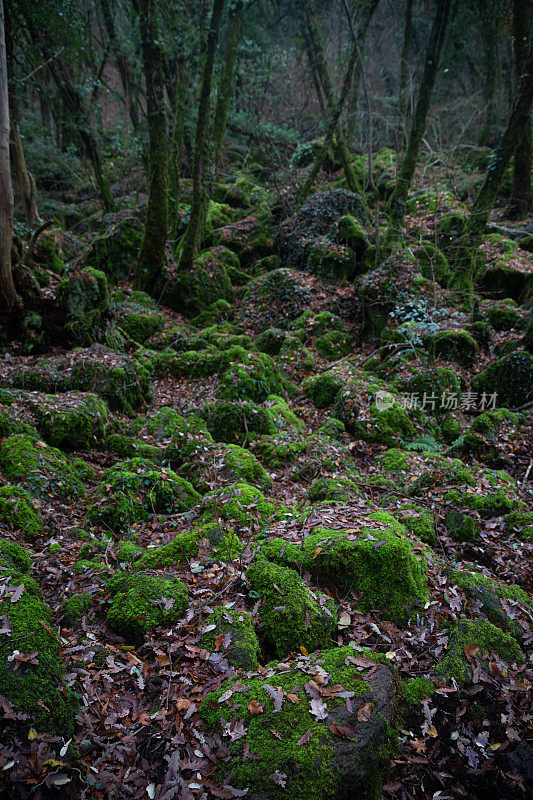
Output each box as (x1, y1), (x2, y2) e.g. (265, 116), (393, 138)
(0, 486), (43, 538)
(0, 434), (84, 499)
(31, 392), (108, 450)
(200, 607), (260, 670)
(435, 619), (523, 685)
(106, 572), (189, 639)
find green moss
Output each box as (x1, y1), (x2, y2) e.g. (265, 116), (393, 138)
(0, 434), (84, 499)
(120, 311), (164, 343)
(164, 247), (233, 316)
(303, 373), (344, 408)
(414, 241), (450, 285)
(435, 619), (524, 685)
(300, 518), (427, 623)
(58, 267), (109, 343)
(31, 392), (108, 449)
(70, 348), (152, 414)
(215, 444), (273, 491)
(484, 300), (522, 332)
(103, 433), (164, 462)
(0, 587), (78, 735)
(201, 483), (278, 527)
(0, 539), (32, 575)
(199, 645), (390, 800)
(201, 401), (277, 443)
(401, 677), (434, 711)
(73, 559), (110, 573)
(307, 237), (356, 282)
(315, 330), (352, 360)
(88, 458), (200, 531)
(396, 504), (436, 545)
(277, 336), (317, 372)
(429, 330), (479, 367)
(504, 510), (533, 542)
(246, 558), (337, 658)
(256, 327), (287, 355)
(468, 320), (493, 347)
(253, 433), (308, 468)
(352, 403), (416, 447)
(61, 593), (92, 625)
(218, 351), (285, 402)
(449, 568), (529, 637)
(445, 509), (480, 542)
(472, 351), (533, 408)
(377, 449), (410, 473)
(308, 477), (361, 503)
(400, 368), (461, 415)
(0, 486), (43, 538)
(106, 572), (189, 639)
(337, 214), (369, 256)
(116, 540), (144, 563)
(85, 218), (142, 282)
(200, 607), (260, 670)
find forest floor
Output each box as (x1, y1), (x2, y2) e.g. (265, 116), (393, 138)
(0, 158), (532, 800)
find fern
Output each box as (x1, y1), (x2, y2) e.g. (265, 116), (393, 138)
(402, 435), (443, 453)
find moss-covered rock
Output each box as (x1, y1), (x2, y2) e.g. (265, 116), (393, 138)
(315, 330), (352, 360)
(471, 351), (533, 408)
(304, 372), (343, 407)
(308, 477), (361, 503)
(428, 329), (479, 367)
(445, 509), (480, 542)
(484, 299), (522, 332)
(201, 607), (260, 670)
(377, 449), (410, 473)
(246, 558), (337, 658)
(201, 483), (278, 527)
(58, 267), (109, 343)
(218, 351), (285, 402)
(69, 346), (152, 413)
(119, 310), (165, 343)
(414, 241), (450, 285)
(30, 392), (108, 449)
(164, 247), (233, 316)
(277, 335), (317, 372)
(504, 510), (533, 542)
(200, 401), (277, 443)
(395, 503), (436, 545)
(449, 568), (530, 637)
(256, 327), (287, 355)
(61, 592), (92, 625)
(106, 572), (189, 639)
(199, 645), (396, 800)
(350, 401), (416, 447)
(84, 217), (142, 281)
(0, 486), (43, 538)
(399, 368), (461, 415)
(188, 442), (273, 493)
(88, 458), (200, 531)
(0, 434), (84, 498)
(435, 619), (524, 685)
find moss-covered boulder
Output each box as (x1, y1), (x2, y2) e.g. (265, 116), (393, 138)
(0, 579), (78, 734)
(246, 558), (337, 658)
(200, 400), (277, 443)
(483, 299), (522, 332)
(428, 329), (479, 367)
(237, 268), (312, 331)
(445, 509), (480, 542)
(0, 486), (43, 538)
(201, 607), (260, 670)
(30, 392), (108, 449)
(315, 330), (352, 360)
(435, 619), (524, 685)
(199, 645), (396, 800)
(69, 346), (152, 413)
(106, 572), (189, 639)
(414, 241), (450, 285)
(164, 247), (233, 316)
(449, 568), (530, 638)
(0, 434), (84, 498)
(308, 477), (361, 503)
(399, 367), (461, 415)
(256, 327), (287, 355)
(218, 351), (285, 402)
(88, 458), (200, 531)
(57, 266), (109, 343)
(201, 483), (278, 527)
(187, 442), (273, 493)
(277, 335), (317, 372)
(472, 351), (533, 408)
(61, 592), (92, 626)
(119, 310), (165, 344)
(84, 217), (142, 281)
(303, 372), (344, 408)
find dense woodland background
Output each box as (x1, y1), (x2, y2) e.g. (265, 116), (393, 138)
(0, 1), (532, 800)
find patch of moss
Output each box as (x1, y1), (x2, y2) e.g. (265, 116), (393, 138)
(472, 351), (533, 408)
(116, 540), (144, 563)
(200, 607), (260, 670)
(106, 572), (189, 639)
(401, 677), (435, 711)
(315, 330), (352, 360)
(120, 311), (164, 343)
(70, 348), (152, 414)
(201, 401), (277, 443)
(217, 351), (285, 402)
(484, 300), (522, 332)
(31, 392), (108, 450)
(246, 558), (337, 658)
(377, 449), (410, 473)
(201, 483), (278, 527)
(61, 593), (92, 625)
(0, 434), (84, 499)
(435, 619), (524, 685)
(445, 509), (480, 542)
(308, 477), (361, 503)
(429, 330), (479, 367)
(256, 327), (287, 355)
(0, 486), (43, 538)
(303, 373), (344, 408)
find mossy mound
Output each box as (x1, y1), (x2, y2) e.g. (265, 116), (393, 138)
(0, 486), (43, 538)
(84, 217), (142, 282)
(504, 510), (533, 542)
(106, 572), (189, 639)
(344, 400), (416, 447)
(69, 346), (152, 413)
(399, 368), (461, 415)
(435, 619), (524, 685)
(57, 266), (109, 343)
(428, 329), (479, 367)
(277, 335), (318, 372)
(237, 268), (312, 331)
(315, 330), (352, 360)
(200, 400), (276, 443)
(61, 592), (92, 625)
(303, 372), (344, 408)
(471, 351), (533, 408)
(445, 509), (480, 542)
(256, 327), (287, 355)
(308, 477), (361, 503)
(457, 409), (524, 465)
(414, 241), (450, 285)
(0, 582), (78, 735)
(201, 483), (278, 527)
(141, 523), (242, 568)
(187, 442), (273, 493)
(0, 434), (84, 498)
(30, 392), (108, 449)
(218, 351), (285, 402)
(246, 558), (337, 658)
(119, 310), (165, 344)
(483, 299), (522, 332)
(164, 247), (233, 316)
(199, 645), (396, 800)
(200, 607), (260, 670)
(449, 568), (530, 637)
(88, 458), (200, 531)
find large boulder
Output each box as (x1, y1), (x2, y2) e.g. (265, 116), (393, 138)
(163, 246), (233, 316)
(199, 645), (397, 800)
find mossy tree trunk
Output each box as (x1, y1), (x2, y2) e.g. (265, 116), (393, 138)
(0, 0), (19, 313)
(169, 61), (187, 210)
(455, 45), (533, 293)
(477, 0), (500, 148)
(345, 0), (380, 147)
(300, 0), (362, 195)
(212, 0), (244, 169)
(133, 0), (168, 293)
(388, 0), (452, 222)
(397, 0), (414, 152)
(508, 0), (532, 219)
(179, 0), (226, 273)
(99, 0), (140, 141)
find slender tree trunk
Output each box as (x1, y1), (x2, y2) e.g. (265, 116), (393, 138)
(212, 0), (243, 168)
(179, 0), (226, 272)
(454, 45), (533, 294)
(388, 0), (452, 221)
(477, 0), (500, 147)
(0, 0), (19, 312)
(298, 39), (361, 204)
(300, 0), (362, 195)
(345, 0), (380, 146)
(133, 0), (168, 292)
(169, 64), (186, 205)
(508, 0), (532, 218)
(397, 0), (414, 151)
(9, 118), (39, 228)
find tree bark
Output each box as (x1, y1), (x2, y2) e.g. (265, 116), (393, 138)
(508, 0), (532, 218)
(397, 0), (414, 151)
(477, 0), (500, 147)
(345, 0), (381, 146)
(388, 0), (452, 221)
(133, 0), (168, 293)
(0, 0), (19, 313)
(212, 0), (244, 168)
(179, 0), (226, 272)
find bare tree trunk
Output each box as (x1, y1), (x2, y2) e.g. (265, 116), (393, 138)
(0, 0), (19, 313)
(397, 0), (414, 151)
(388, 0), (452, 221)
(179, 0), (226, 272)
(133, 0), (168, 293)
(508, 0), (532, 218)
